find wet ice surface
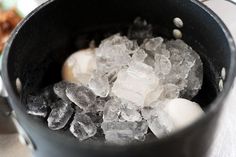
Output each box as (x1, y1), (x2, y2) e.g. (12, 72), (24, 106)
(47, 100), (74, 130)
(112, 61), (158, 107)
(53, 81), (75, 103)
(88, 72), (110, 97)
(66, 84), (96, 110)
(26, 95), (48, 117)
(95, 34), (134, 75)
(70, 112), (97, 141)
(165, 40), (203, 99)
(26, 18), (204, 144)
(101, 120), (148, 144)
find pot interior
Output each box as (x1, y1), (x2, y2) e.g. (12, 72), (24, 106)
(3, 0), (233, 142)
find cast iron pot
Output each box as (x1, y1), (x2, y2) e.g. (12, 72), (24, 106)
(1, 0), (236, 157)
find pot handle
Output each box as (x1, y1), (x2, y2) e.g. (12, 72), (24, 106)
(0, 97), (17, 134)
(0, 75), (17, 134)
(0, 75), (35, 150)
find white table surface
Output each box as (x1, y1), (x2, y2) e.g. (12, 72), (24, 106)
(208, 82), (236, 157)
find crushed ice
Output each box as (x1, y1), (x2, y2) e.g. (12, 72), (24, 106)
(26, 17), (204, 144)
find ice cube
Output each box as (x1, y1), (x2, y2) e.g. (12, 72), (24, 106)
(112, 61), (159, 107)
(165, 40), (203, 98)
(70, 112), (97, 141)
(47, 100), (74, 130)
(96, 34), (133, 74)
(141, 102), (175, 138)
(183, 52), (203, 99)
(147, 112), (175, 138)
(88, 72), (110, 97)
(159, 84), (180, 100)
(53, 81), (75, 103)
(131, 49), (147, 62)
(144, 86), (163, 106)
(101, 120), (148, 144)
(66, 84), (96, 110)
(120, 100), (142, 122)
(142, 37), (164, 53)
(107, 68), (119, 84)
(141, 100), (169, 120)
(95, 97), (106, 112)
(103, 97), (122, 122)
(144, 55), (155, 68)
(160, 48), (171, 59)
(154, 54), (172, 77)
(85, 97), (106, 113)
(144, 83), (180, 107)
(86, 111), (103, 127)
(26, 95), (48, 117)
(100, 33), (137, 51)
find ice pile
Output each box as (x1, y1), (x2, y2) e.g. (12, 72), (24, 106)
(26, 18), (204, 144)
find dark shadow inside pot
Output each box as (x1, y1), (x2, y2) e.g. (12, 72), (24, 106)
(4, 0), (233, 146)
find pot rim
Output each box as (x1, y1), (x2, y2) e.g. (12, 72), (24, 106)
(1, 0), (236, 149)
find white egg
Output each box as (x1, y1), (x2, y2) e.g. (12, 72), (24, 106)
(62, 48), (97, 85)
(163, 98), (204, 129)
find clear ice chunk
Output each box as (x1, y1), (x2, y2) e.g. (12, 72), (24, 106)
(144, 86), (163, 106)
(112, 61), (158, 107)
(53, 81), (75, 102)
(131, 49), (147, 62)
(96, 34), (133, 74)
(70, 112), (97, 141)
(66, 84), (96, 110)
(160, 84), (180, 100)
(142, 37), (164, 53)
(86, 97), (106, 113)
(144, 55), (155, 68)
(144, 83), (180, 106)
(154, 54), (172, 77)
(160, 48), (171, 59)
(101, 120), (148, 144)
(141, 100), (169, 119)
(103, 97), (122, 122)
(147, 113), (175, 138)
(47, 100), (74, 130)
(86, 111), (103, 127)
(107, 68), (119, 84)
(184, 52), (203, 99)
(141, 103), (175, 138)
(100, 33), (137, 51)
(88, 72), (110, 97)
(26, 95), (48, 117)
(165, 39), (203, 98)
(120, 100), (142, 122)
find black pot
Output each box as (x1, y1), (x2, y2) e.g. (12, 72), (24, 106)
(1, 0), (236, 157)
